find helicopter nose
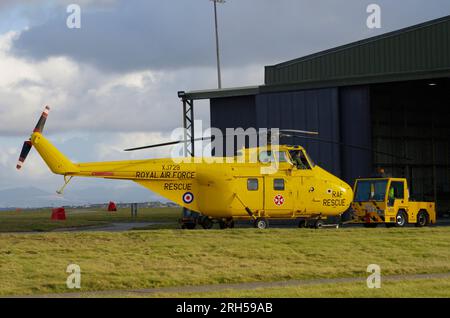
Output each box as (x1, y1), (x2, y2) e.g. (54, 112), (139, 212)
(343, 183), (354, 208)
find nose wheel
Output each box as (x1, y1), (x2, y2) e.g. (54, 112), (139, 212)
(314, 219), (324, 229)
(254, 218), (269, 229)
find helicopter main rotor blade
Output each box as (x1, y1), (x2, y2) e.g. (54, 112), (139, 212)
(124, 128), (406, 160)
(124, 131), (269, 151)
(287, 135), (411, 161)
(124, 136), (213, 151)
(279, 129), (319, 136)
(124, 129), (318, 152)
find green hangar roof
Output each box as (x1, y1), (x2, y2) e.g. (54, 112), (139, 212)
(182, 15), (450, 99)
(263, 14), (450, 91)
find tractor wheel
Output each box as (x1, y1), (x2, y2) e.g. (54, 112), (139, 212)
(254, 218), (269, 229)
(395, 210), (408, 227)
(415, 211), (429, 227)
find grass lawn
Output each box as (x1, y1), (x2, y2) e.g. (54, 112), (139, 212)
(1, 226), (450, 297)
(0, 207), (181, 232)
(148, 277), (450, 298)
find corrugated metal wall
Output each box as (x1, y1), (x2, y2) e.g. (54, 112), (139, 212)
(210, 87), (373, 184)
(256, 88), (341, 176)
(265, 16), (450, 86)
(339, 86), (372, 185)
(210, 95), (256, 130)
(210, 95), (257, 156)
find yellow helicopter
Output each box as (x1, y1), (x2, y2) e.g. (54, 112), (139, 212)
(17, 106), (354, 229)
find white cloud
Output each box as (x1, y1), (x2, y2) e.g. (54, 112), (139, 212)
(0, 140), (60, 190)
(95, 131), (175, 161)
(0, 19), (262, 197)
(0, 0), (118, 9)
(0, 31), (40, 87)
(0, 30), (202, 136)
(0, 28), (261, 138)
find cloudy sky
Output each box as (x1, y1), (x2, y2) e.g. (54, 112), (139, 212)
(0, 0), (449, 205)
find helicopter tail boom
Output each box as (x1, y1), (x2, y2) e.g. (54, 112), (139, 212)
(30, 132), (79, 175)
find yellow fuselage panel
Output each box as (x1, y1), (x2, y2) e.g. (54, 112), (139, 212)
(30, 132), (353, 219)
(132, 162), (353, 218)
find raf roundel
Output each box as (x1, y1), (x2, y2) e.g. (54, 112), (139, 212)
(274, 194), (284, 206)
(182, 192), (194, 204)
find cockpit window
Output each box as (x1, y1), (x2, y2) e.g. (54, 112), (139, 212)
(304, 151), (315, 167)
(275, 151), (289, 163)
(289, 150), (312, 170)
(259, 151), (275, 163)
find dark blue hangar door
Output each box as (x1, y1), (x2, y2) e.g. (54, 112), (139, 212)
(210, 86), (372, 186)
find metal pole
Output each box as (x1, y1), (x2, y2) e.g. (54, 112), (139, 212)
(188, 100), (195, 157)
(182, 99), (188, 157)
(213, 0), (222, 89)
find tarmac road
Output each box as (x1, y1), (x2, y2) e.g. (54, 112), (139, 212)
(41, 217), (450, 232)
(229, 217), (450, 229)
(3, 218), (449, 234)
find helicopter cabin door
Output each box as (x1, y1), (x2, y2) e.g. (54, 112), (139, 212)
(264, 176), (293, 216)
(232, 177), (264, 216)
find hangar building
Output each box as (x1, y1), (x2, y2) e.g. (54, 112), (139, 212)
(179, 15), (450, 213)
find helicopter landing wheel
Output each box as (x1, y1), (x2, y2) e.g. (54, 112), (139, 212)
(254, 218), (269, 229)
(182, 223), (196, 230)
(219, 219), (234, 229)
(200, 217), (214, 230)
(314, 219), (324, 229)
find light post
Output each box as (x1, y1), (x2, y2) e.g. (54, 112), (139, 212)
(211, 0), (225, 89)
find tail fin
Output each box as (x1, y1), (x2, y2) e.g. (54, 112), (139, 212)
(17, 106), (79, 175)
(30, 132), (79, 175)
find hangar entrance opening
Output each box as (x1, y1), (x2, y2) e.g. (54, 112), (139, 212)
(370, 78), (450, 212)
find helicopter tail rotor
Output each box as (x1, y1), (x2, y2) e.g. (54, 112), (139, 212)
(16, 105), (50, 170)
(33, 105), (50, 133)
(16, 140), (33, 170)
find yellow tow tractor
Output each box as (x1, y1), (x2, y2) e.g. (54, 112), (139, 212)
(351, 177), (436, 228)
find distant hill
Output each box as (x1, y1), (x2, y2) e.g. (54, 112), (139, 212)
(0, 187), (79, 209)
(0, 186), (165, 209)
